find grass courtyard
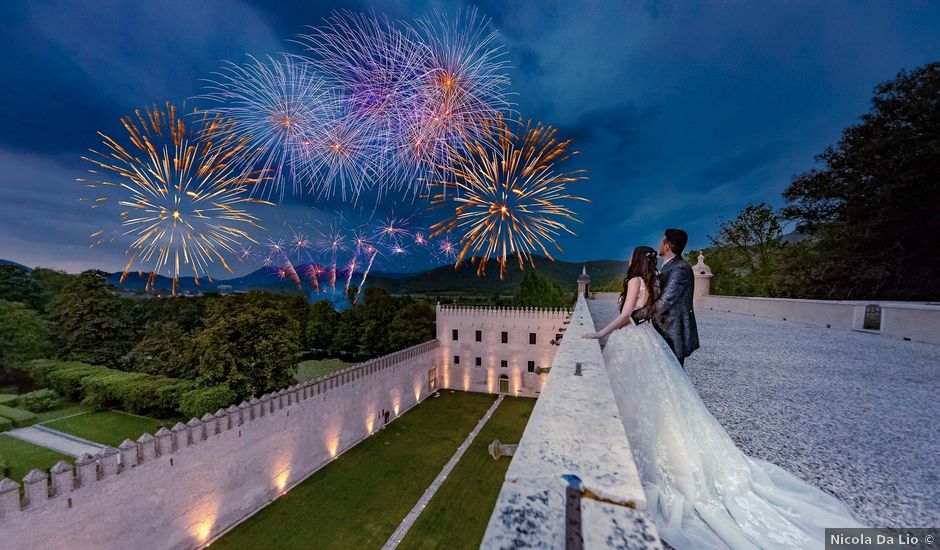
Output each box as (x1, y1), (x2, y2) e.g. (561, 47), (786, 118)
(212, 391), (499, 550)
(0, 434), (71, 480)
(42, 411), (170, 447)
(397, 396), (536, 550)
(295, 358), (354, 382)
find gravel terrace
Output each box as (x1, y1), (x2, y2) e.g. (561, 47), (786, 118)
(588, 294), (940, 527)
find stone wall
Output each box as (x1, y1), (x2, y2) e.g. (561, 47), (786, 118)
(435, 304), (571, 397)
(697, 295), (940, 345)
(0, 340), (440, 550)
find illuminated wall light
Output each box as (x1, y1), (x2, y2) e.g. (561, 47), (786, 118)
(326, 433), (340, 458)
(366, 414), (375, 434)
(274, 468), (290, 494)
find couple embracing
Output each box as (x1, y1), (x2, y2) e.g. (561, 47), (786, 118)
(584, 229), (863, 549)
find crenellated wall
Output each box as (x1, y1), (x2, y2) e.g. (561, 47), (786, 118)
(0, 340), (440, 550)
(435, 304), (571, 397)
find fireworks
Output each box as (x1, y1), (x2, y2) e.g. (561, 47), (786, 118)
(200, 54), (332, 201)
(80, 102), (271, 295)
(428, 116), (589, 279)
(296, 11), (431, 195)
(402, 8), (512, 184)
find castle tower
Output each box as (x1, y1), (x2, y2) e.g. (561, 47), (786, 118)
(692, 253), (713, 306)
(577, 266), (590, 298)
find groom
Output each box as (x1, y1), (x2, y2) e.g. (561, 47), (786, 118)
(654, 228), (699, 367)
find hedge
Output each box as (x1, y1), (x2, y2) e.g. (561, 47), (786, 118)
(0, 394), (16, 406)
(23, 360), (231, 419)
(0, 404), (38, 427)
(179, 386), (237, 419)
(0, 417), (12, 432)
(17, 389), (59, 412)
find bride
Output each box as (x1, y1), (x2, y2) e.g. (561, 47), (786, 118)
(583, 246), (864, 549)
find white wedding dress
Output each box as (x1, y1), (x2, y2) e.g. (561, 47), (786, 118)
(602, 281), (864, 549)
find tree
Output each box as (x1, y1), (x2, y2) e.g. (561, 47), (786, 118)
(306, 300), (338, 352)
(782, 62), (940, 299)
(512, 271), (568, 308)
(123, 321), (196, 378)
(0, 265), (41, 310)
(387, 302), (435, 351)
(706, 203), (784, 296)
(47, 271), (134, 366)
(30, 268), (75, 313)
(0, 300), (52, 387)
(193, 295), (300, 399)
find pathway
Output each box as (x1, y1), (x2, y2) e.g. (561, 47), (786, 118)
(5, 424), (105, 457)
(587, 294), (940, 527)
(381, 394), (505, 550)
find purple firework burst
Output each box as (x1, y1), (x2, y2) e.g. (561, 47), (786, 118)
(199, 54), (332, 202)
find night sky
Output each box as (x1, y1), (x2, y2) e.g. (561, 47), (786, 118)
(1, 1), (938, 276)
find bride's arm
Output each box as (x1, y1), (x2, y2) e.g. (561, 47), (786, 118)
(583, 277), (640, 339)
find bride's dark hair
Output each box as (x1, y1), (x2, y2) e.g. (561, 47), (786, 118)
(619, 245), (661, 317)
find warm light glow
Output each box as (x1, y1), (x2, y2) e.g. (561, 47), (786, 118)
(326, 431), (340, 458)
(487, 370), (495, 393)
(274, 468), (290, 493)
(391, 390), (401, 415)
(366, 414), (375, 434)
(414, 384), (422, 402)
(188, 497), (219, 545)
(463, 372), (470, 391)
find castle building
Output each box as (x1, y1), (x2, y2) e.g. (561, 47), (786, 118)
(435, 303), (571, 397)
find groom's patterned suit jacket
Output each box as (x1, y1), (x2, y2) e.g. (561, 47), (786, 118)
(654, 256), (700, 361)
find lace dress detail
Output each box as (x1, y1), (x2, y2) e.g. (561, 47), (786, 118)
(603, 315), (863, 549)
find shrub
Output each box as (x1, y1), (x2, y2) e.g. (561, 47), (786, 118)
(179, 385), (236, 419)
(0, 404), (38, 427)
(0, 456), (8, 478)
(23, 359), (202, 418)
(0, 417), (12, 432)
(17, 389), (59, 412)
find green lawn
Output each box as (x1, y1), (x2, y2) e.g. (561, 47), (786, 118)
(212, 391), (497, 550)
(397, 397), (536, 550)
(36, 402), (88, 423)
(0, 434), (71, 481)
(295, 358), (354, 382)
(43, 411), (169, 447)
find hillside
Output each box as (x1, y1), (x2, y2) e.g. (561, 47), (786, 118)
(4, 256), (629, 297)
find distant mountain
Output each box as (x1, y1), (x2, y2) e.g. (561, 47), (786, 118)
(365, 256), (628, 295)
(0, 259), (31, 272)
(100, 256), (629, 297)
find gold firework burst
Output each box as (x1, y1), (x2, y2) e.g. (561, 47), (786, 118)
(79, 101), (272, 295)
(428, 115), (589, 279)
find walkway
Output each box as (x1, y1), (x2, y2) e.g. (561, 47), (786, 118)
(5, 424), (105, 457)
(588, 294), (940, 527)
(382, 394), (505, 550)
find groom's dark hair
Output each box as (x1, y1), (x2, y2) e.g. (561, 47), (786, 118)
(664, 228), (688, 255)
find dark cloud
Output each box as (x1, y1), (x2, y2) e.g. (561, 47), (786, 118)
(2, 0), (939, 273)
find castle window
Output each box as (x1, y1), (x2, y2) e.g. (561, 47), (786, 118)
(452, 329), (459, 341)
(527, 361), (535, 373)
(500, 360), (508, 368)
(475, 356), (482, 367)
(529, 333), (537, 345)
(475, 330), (482, 342)
(501, 331), (508, 344)
(454, 355), (460, 365)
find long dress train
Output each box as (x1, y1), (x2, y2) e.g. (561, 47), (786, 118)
(603, 319), (864, 549)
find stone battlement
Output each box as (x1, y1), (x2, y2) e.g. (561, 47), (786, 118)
(0, 340), (440, 549)
(436, 303), (571, 320)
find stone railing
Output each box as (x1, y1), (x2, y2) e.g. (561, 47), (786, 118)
(481, 296), (662, 548)
(698, 295), (940, 345)
(0, 340), (440, 550)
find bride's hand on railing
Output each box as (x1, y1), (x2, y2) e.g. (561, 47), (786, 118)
(582, 332), (600, 340)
